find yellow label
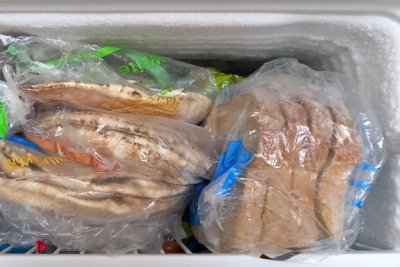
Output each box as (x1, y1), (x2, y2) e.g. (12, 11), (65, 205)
(5, 154), (63, 171)
(100, 95), (180, 116)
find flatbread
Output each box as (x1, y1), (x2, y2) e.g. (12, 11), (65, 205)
(22, 81), (212, 124)
(0, 141), (190, 200)
(0, 178), (183, 224)
(24, 110), (215, 184)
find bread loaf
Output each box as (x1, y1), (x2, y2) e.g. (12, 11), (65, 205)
(196, 86), (362, 253)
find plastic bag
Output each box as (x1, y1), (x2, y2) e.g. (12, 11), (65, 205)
(0, 66), (32, 138)
(0, 139), (192, 252)
(191, 59), (385, 261)
(3, 37), (242, 124)
(0, 213), (37, 248)
(0, 37), (220, 252)
(22, 102), (217, 185)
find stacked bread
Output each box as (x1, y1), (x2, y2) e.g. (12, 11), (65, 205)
(0, 81), (216, 252)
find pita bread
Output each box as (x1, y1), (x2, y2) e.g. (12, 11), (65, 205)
(174, 92), (212, 124)
(0, 141), (190, 199)
(22, 81), (212, 124)
(24, 110), (215, 184)
(22, 81), (148, 104)
(0, 178), (184, 223)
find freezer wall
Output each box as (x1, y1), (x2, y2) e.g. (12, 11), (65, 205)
(0, 12), (400, 249)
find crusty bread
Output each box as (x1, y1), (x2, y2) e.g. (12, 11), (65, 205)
(199, 87), (362, 253)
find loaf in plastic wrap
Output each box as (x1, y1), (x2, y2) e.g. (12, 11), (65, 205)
(191, 59), (385, 260)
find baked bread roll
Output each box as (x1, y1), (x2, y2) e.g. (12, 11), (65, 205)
(194, 85), (362, 254)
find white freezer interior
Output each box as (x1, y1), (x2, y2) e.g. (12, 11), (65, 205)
(1, 6), (400, 266)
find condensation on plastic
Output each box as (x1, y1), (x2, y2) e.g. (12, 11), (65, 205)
(192, 59), (385, 262)
(22, 103), (217, 185)
(2, 37), (234, 124)
(0, 140), (194, 253)
(0, 66), (32, 137)
(0, 213), (37, 248)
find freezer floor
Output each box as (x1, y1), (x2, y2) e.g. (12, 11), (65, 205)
(0, 241), (381, 255)
(0, 236), (202, 255)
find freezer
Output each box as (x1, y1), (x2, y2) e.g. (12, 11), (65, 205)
(0, 0), (400, 266)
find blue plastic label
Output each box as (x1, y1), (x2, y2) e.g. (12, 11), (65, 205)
(7, 136), (42, 151)
(190, 139), (253, 225)
(352, 199), (365, 209)
(213, 139), (253, 195)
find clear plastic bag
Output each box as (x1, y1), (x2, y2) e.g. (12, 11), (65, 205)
(0, 213), (37, 248)
(3, 37), (242, 124)
(191, 59), (385, 261)
(22, 103), (217, 185)
(0, 140), (192, 253)
(0, 66), (32, 138)
(0, 37), (220, 253)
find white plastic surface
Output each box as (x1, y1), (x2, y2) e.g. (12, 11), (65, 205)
(1, 0), (400, 12)
(0, 252), (400, 267)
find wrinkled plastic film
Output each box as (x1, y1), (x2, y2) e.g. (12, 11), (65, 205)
(0, 66), (32, 138)
(0, 37), (227, 253)
(192, 59), (385, 261)
(0, 139), (195, 252)
(3, 38), (242, 125)
(0, 199), (182, 253)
